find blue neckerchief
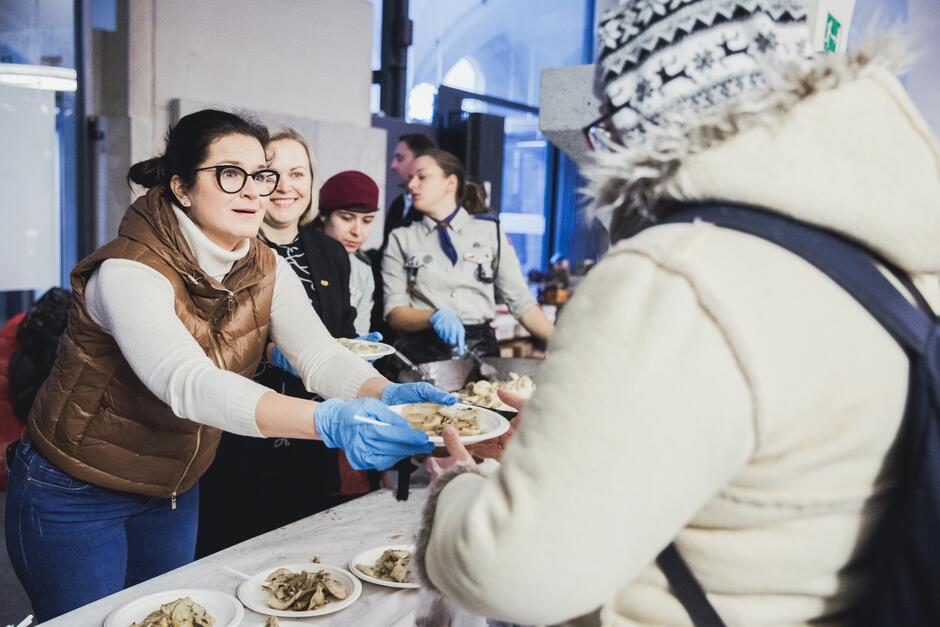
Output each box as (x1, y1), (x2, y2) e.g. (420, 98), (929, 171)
(432, 207), (461, 265)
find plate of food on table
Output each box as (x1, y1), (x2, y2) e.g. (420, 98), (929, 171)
(336, 337), (396, 360)
(350, 545), (419, 589)
(235, 562), (362, 618)
(104, 589), (243, 627)
(390, 402), (510, 445)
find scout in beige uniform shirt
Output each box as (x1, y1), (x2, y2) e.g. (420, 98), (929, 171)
(383, 208), (536, 362)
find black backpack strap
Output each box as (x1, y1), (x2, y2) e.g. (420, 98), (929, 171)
(657, 544), (727, 627)
(649, 203), (937, 626)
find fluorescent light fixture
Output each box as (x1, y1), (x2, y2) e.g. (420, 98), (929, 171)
(0, 63), (77, 92)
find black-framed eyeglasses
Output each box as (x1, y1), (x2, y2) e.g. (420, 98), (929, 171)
(582, 99), (635, 152)
(193, 164), (280, 196)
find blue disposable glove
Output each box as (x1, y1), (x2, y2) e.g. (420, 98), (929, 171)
(429, 308), (466, 355)
(314, 397), (434, 470)
(271, 346), (299, 377)
(357, 332), (384, 342)
(381, 382), (457, 406)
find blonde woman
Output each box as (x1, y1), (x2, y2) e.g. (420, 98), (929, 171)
(197, 129), (410, 556)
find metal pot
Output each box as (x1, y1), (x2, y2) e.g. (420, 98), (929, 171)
(395, 356), (542, 393)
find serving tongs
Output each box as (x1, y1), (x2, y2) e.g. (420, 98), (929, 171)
(393, 349), (433, 384)
(466, 347), (507, 382)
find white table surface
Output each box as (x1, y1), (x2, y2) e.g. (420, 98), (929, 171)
(43, 486), (429, 627)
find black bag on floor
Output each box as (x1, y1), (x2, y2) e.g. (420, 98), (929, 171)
(9, 287), (71, 423)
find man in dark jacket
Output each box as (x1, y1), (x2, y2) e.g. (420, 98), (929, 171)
(372, 133), (436, 340)
(382, 133), (436, 246)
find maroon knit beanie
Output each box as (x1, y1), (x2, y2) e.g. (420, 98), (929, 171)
(318, 170), (380, 214)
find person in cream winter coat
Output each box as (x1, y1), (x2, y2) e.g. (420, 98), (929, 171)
(415, 2), (940, 625)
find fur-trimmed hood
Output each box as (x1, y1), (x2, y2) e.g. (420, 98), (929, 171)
(587, 36), (940, 274)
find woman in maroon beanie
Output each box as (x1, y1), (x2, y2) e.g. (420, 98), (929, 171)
(317, 170), (382, 337)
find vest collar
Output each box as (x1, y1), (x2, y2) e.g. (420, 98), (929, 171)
(117, 187), (267, 296)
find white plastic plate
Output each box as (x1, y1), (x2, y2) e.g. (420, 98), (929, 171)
(338, 339), (396, 360)
(391, 403), (510, 446)
(103, 589), (243, 627)
(349, 545), (420, 589)
(235, 563), (362, 618)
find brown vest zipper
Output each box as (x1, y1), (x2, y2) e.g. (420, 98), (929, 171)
(170, 289), (234, 509)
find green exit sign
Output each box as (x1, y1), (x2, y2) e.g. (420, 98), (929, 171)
(824, 12), (842, 53)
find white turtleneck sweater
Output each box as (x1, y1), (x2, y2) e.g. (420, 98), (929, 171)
(83, 207), (380, 438)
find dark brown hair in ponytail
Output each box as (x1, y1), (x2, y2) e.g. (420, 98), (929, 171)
(127, 156), (167, 190)
(462, 179), (489, 215)
(127, 109), (270, 205)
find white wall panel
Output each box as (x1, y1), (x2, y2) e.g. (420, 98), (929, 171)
(98, 0), (379, 241)
(129, 0), (373, 156)
(0, 85), (59, 291)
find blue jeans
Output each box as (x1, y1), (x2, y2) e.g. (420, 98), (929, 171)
(4, 434), (199, 622)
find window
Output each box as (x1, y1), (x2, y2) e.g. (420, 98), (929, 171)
(443, 56), (485, 93)
(407, 81), (436, 123)
(408, 0), (590, 111)
(375, 0), (916, 279)
(0, 0), (80, 316)
(456, 98), (548, 277)
(406, 0), (595, 275)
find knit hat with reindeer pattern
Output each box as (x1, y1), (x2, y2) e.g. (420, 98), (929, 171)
(595, 0), (812, 152)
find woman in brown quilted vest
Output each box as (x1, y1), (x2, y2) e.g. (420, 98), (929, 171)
(4, 109), (454, 622)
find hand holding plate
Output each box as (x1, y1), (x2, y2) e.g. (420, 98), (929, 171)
(426, 425), (474, 479)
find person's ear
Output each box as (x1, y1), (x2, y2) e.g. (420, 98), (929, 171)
(169, 175), (191, 208)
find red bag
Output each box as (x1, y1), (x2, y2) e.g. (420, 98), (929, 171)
(334, 450), (383, 496)
(0, 312), (27, 491)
